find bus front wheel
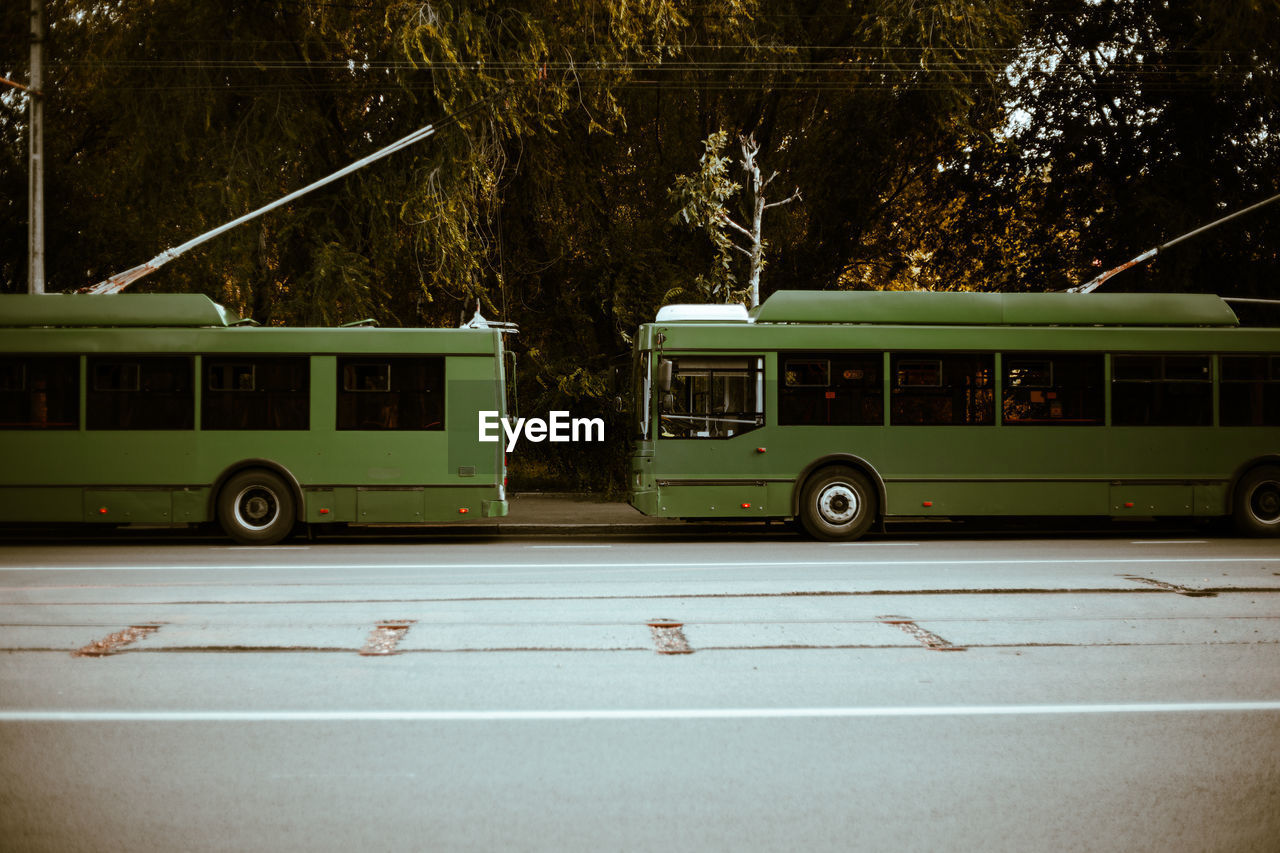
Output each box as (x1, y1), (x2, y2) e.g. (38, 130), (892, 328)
(217, 469), (296, 545)
(800, 466), (877, 542)
(1234, 465), (1280, 537)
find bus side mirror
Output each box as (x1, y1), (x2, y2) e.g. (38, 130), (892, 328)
(658, 359), (674, 392)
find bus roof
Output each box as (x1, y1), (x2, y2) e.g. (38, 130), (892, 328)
(746, 291), (1240, 327)
(0, 294), (242, 328)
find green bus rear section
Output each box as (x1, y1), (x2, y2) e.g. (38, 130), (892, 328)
(0, 294), (508, 526)
(630, 292), (1279, 524)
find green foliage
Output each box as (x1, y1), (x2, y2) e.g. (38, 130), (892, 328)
(878, 0), (1280, 294)
(3, 0), (1277, 488)
(668, 129), (746, 303)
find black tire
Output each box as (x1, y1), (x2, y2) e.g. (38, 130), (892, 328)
(799, 466), (877, 542)
(217, 469), (296, 545)
(1233, 465), (1280, 537)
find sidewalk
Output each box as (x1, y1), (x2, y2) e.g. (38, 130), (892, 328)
(497, 493), (682, 531)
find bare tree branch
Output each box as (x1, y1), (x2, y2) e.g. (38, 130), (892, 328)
(718, 212), (755, 241)
(764, 187), (803, 210)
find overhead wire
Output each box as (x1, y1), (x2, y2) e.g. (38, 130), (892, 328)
(50, 56), (1267, 71)
(38, 51), (1266, 99)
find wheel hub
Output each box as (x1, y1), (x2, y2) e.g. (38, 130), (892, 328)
(817, 483), (859, 525)
(245, 495), (270, 521)
(235, 487), (278, 530)
(1251, 480), (1280, 523)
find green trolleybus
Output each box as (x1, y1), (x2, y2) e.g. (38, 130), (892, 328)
(0, 294), (509, 544)
(628, 291), (1280, 540)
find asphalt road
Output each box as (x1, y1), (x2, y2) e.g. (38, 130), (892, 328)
(2, 533), (1278, 852)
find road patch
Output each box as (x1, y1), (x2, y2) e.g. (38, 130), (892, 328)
(878, 616), (965, 651)
(360, 621), (416, 656)
(73, 624), (161, 657)
(649, 620), (693, 654)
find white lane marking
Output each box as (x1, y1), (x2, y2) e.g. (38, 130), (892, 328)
(1, 556), (1274, 572)
(830, 542), (919, 547)
(2, 702), (1278, 722)
(526, 545), (614, 550)
(1131, 540), (1209, 545)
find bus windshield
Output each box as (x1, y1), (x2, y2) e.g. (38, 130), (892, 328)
(659, 356), (763, 439)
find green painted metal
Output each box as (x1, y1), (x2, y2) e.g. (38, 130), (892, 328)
(0, 294), (241, 328)
(0, 298), (509, 529)
(633, 292), (1279, 527)
(749, 290), (1240, 327)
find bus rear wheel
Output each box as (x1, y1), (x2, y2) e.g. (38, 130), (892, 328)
(218, 469), (296, 545)
(1234, 465), (1280, 537)
(800, 466), (877, 542)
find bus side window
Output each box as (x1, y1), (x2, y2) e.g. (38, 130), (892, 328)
(87, 357), (194, 430)
(779, 353), (882, 426)
(0, 356), (79, 430)
(891, 353), (993, 426)
(1002, 354), (1103, 425)
(337, 356), (444, 431)
(204, 357), (310, 431)
(1112, 354), (1212, 426)
(1221, 355), (1280, 426)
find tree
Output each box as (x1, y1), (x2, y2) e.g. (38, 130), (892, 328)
(16, 0), (1188, 491)
(671, 130), (801, 307)
(870, 0), (1280, 295)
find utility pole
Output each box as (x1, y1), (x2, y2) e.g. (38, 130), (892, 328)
(28, 0), (45, 294)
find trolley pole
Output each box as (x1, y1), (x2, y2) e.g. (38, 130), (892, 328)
(28, 0), (45, 294)
(1069, 190), (1280, 294)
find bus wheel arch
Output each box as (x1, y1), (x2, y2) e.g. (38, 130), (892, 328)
(212, 462), (303, 545)
(792, 456), (887, 516)
(1232, 459), (1280, 537)
(794, 457), (883, 542)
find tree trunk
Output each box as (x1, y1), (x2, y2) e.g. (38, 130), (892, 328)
(742, 135), (765, 308)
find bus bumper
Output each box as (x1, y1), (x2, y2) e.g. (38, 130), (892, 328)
(629, 489), (659, 517)
(483, 499), (508, 518)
